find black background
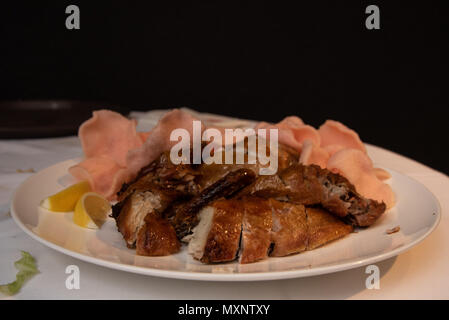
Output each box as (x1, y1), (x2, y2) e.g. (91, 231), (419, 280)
(1, 300), (438, 317)
(1, 1), (448, 174)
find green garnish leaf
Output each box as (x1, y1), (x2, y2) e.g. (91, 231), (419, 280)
(0, 251), (39, 296)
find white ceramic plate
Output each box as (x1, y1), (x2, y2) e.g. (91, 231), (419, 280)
(10, 155), (441, 281)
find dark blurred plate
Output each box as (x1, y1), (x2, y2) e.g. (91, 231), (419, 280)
(0, 100), (129, 139)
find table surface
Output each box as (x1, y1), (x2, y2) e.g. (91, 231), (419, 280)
(1, 118), (448, 300)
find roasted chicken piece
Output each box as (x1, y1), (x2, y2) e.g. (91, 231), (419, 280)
(279, 165), (323, 205)
(112, 141), (373, 262)
(136, 214), (180, 256)
(196, 139), (299, 190)
(187, 199), (244, 263)
(112, 151), (200, 249)
(239, 197), (272, 264)
(187, 197), (273, 264)
(117, 151), (200, 202)
(113, 150), (255, 253)
(239, 174), (289, 199)
(167, 168), (256, 239)
(113, 141), (296, 250)
(112, 186), (179, 248)
(280, 164), (386, 227)
(305, 207), (353, 250)
(269, 199), (308, 257)
(186, 197), (354, 264)
(269, 201), (354, 256)
(242, 164), (386, 227)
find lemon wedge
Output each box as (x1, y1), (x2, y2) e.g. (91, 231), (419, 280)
(73, 192), (111, 229)
(40, 181), (91, 212)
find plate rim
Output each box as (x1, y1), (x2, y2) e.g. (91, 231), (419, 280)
(10, 157), (442, 282)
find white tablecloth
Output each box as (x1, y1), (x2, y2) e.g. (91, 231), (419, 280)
(1, 118), (448, 299)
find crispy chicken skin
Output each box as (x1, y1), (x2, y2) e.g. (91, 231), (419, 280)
(167, 168), (256, 239)
(188, 199), (354, 263)
(117, 151), (199, 203)
(136, 214), (180, 256)
(282, 164), (386, 227)
(269, 199), (308, 257)
(238, 174), (289, 199)
(200, 199), (244, 263)
(306, 207), (353, 250)
(196, 140), (299, 190)
(239, 197), (272, 264)
(244, 164), (387, 227)
(279, 165), (323, 205)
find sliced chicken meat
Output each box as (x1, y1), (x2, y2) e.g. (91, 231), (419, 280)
(239, 197), (272, 264)
(187, 199), (244, 263)
(306, 207), (353, 250)
(186, 198), (354, 264)
(167, 168), (256, 239)
(269, 199), (308, 257)
(136, 214), (180, 256)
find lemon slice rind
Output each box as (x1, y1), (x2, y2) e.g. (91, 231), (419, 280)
(73, 192), (111, 229)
